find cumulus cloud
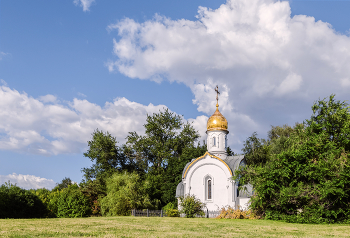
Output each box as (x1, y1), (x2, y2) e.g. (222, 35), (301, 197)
(0, 86), (174, 155)
(73, 0), (95, 12)
(0, 173), (56, 190)
(39, 94), (58, 103)
(107, 0), (350, 150)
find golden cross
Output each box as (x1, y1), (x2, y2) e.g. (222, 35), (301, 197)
(215, 85), (220, 107)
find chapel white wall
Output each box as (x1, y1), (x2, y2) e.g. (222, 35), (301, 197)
(183, 155), (235, 210)
(207, 130), (228, 159)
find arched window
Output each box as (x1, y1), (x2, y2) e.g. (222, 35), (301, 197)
(213, 137), (216, 146)
(204, 175), (213, 201)
(208, 179), (212, 200)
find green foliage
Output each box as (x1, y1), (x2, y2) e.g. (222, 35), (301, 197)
(125, 108), (199, 172)
(242, 125), (297, 166)
(80, 179), (106, 216)
(179, 194), (206, 218)
(100, 172), (153, 216)
(163, 202), (176, 211)
(0, 182), (48, 218)
(166, 209), (180, 217)
(226, 146), (234, 156)
(163, 202), (180, 217)
(46, 188), (62, 217)
(53, 177), (72, 191)
(124, 108), (200, 206)
(242, 132), (270, 166)
(82, 129), (135, 185)
(237, 95), (350, 223)
(161, 142), (207, 205)
(56, 184), (91, 218)
(31, 188), (56, 217)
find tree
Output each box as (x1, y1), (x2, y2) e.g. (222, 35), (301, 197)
(0, 182), (48, 218)
(226, 146), (235, 156)
(99, 172), (153, 216)
(125, 108), (199, 172)
(82, 129), (135, 184)
(161, 142), (207, 205)
(53, 177), (72, 191)
(242, 124), (298, 166)
(241, 132), (270, 166)
(80, 179), (106, 216)
(124, 108), (200, 205)
(236, 95), (350, 223)
(307, 94), (350, 151)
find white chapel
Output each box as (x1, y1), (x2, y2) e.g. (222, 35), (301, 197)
(176, 86), (252, 210)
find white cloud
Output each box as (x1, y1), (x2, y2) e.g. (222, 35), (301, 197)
(77, 92), (87, 97)
(107, 0), (350, 150)
(39, 94), (58, 103)
(0, 79), (7, 86)
(340, 78), (350, 87)
(73, 0), (95, 12)
(0, 52), (9, 60)
(0, 86), (167, 155)
(276, 73), (303, 96)
(0, 173), (56, 190)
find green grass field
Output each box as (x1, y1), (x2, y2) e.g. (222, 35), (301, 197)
(1, 216), (350, 237)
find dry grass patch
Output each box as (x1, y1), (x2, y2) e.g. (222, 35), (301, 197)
(0, 216), (350, 237)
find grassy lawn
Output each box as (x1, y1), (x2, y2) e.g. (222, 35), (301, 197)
(1, 216), (350, 237)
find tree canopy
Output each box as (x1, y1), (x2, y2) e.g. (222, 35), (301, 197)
(124, 108), (199, 172)
(237, 95), (350, 223)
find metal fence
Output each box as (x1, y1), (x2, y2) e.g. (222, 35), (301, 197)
(131, 209), (220, 218)
(132, 209), (167, 217)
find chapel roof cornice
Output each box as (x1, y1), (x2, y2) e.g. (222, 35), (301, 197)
(182, 151), (233, 179)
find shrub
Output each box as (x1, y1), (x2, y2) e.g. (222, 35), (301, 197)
(179, 194), (205, 218)
(163, 202), (175, 212)
(31, 188), (56, 217)
(166, 209), (180, 217)
(216, 206), (259, 219)
(0, 182), (48, 218)
(56, 184), (91, 218)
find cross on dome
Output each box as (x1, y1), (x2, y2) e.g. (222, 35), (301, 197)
(206, 85), (228, 132)
(215, 85), (220, 108)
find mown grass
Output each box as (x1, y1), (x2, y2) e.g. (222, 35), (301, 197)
(1, 216), (350, 237)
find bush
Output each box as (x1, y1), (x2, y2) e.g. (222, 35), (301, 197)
(216, 206), (259, 219)
(0, 182), (48, 218)
(166, 209), (180, 217)
(179, 194), (205, 218)
(31, 188), (56, 217)
(163, 202), (175, 212)
(56, 184), (91, 218)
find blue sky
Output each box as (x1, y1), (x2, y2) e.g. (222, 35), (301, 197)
(1, 0), (350, 189)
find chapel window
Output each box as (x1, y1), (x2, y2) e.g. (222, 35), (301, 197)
(208, 179), (212, 200)
(213, 137), (216, 147)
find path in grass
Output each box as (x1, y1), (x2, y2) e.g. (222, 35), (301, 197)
(1, 216), (350, 237)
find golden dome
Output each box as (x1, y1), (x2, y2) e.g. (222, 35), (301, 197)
(207, 104), (228, 131)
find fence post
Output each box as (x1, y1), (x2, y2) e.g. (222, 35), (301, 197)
(147, 209), (149, 217)
(206, 209), (209, 218)
(161, 210), (163, 217)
